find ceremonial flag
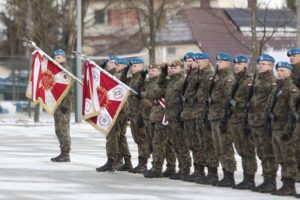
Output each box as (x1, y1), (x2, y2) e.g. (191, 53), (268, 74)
(82, 61), (131, 135)
(26, 50), (74, 114)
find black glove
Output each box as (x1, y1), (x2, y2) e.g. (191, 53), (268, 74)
(281, 132), (292, 141)
(124, 64), (131, 74)
(60, 106), (68, 114)
(136, 92), (142, 100)
(175, 96), (183, 105)
(100, 60), (108, 69)
(243, 127), (251, 137)
(161, 64), (168, 77)
(141, 70), (148, 79)
(137, 116), (145, 128)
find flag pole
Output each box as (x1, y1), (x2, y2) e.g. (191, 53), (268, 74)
(73, 51), (138, 95)
(24, 39), (83, 85)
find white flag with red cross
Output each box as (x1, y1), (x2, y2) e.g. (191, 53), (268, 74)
(26, 50), (74, 114)
(82, 61), (130, 135)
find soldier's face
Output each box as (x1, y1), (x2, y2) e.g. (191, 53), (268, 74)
(217, 60), (232, 69)
(277, 68), (291, 79)
(149, 68), (161, 78)
(289, 54), (300, 65)
(234, 62), (247, 73)
(115, 64), (126, 72)
(131, 64), (144, 74)
(185, 59), (194, 68)
(199, 59), (209, 70)
(106, 60), (116, 70)
(169, 65), (182, 74)
(257, 61), (273, 73)
(54, 55), (66, 64)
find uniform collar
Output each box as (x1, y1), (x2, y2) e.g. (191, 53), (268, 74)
(258, 70), (273, 80)
(217, 67), (232, 77)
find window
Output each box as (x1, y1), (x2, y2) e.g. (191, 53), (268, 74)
(167, 47), (176, 55)
(94, 9), (106, 24)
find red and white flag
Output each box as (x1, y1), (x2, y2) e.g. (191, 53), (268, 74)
(26, 50), (74, 114)
(82, 61), (130, 135)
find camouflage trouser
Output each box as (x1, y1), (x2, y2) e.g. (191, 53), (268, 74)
(129, 116), (150, 159)
(54, 111), (71, 154)
(106, 123), (120, 160)
(294, 123), (300, 172)
(118, 116), (131, 159)
(183, 119), (205, 167)
(144, 120), (153, 154)
(152, 122), (176, 171)
(230, 122), (257, 175)
(211, 119), (236, 173)
(250, 126), (277, 179)
(272, 130), (297, 179)
(168, 120), (191, 171)
(195, 118), (218, 168)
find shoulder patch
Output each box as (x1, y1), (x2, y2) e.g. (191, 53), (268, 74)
(272, 82), (277, 86)
(291, 88), (298, 93)
(227, 79), (232, 82)
(209, 77), (214, 81)
(248, 83), (252, 87)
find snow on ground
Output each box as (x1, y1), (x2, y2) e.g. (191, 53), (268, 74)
(0, 113), (298, 200)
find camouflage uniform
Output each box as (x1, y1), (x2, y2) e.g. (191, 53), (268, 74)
(181, 68), (205, 180)
(127, 71), (150, 172)
(229, 71), (257, 189)
(266, 78), (298, 195)
(291, 62), (300, 176)
(52, 63), (73, 161)
(143, 76), (176, 177)
(208, 67), (236, 171)
(165, 72), (191, 178)
(193, 66), (218, 169)
(248, 70), (278, 192)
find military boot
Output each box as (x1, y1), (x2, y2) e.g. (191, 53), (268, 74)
(216, 169), (235, 187)
(197, 167), (218, 185)
(116, 157), (133, 171)
(114, 154), (124, 169)
(129, 157), (147, 174)
(96, 158), (115, 172)
(272, 178), (296, 196)
(182, 164), (205, 182)
(169, 169), (190, 180)
(233, 172), (255, 190)
(51, 152), (70, 162)
(144, 167), (163, 178)
(162, 167), (176, 177)
(251, 177), (276, 193)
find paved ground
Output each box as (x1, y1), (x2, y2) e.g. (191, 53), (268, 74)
(0, 113), (298, 200)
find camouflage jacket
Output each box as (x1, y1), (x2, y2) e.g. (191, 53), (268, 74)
(266, 78), (299, 130)
(193, 66), (214, 119)
(141, 76), (166, 123)
(114, 68), (128, 122)
(208, 67), (235, 120)
(165, 73), (185, 122)
(141, 76), (160, 121)
(229, 72), (253, 124)
(248, 70), (275, 127)
(127, 72), (145, 118)
(291, 62), (300, 88)
(181, 68), (199, 120)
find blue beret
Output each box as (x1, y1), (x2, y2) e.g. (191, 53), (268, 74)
(53, 49), (65, 56)
(256, 54), (275, 63)
(115, 58), (129, 65)
(193, 53), (209, 60)
(183, 52), (195, 61)
(287, 48), (300, 57)
(216, 52), (233, 62)
(234, 55), (249, 63)
(107, 55), (118, 61)
(275, 61), (293, 71)
(130, 58), (144, 64)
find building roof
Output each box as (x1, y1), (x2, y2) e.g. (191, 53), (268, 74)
(156, 7), (296, 64)
(156, 14), (195, 45)
(225, 8), (297, 32)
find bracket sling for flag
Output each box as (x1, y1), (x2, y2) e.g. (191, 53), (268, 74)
(23, 38), (83, 85)
(72, 51), (138, 95)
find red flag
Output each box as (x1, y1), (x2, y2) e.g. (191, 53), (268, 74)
(82, 61), (130, 135)
(26, 50), (74, 114)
